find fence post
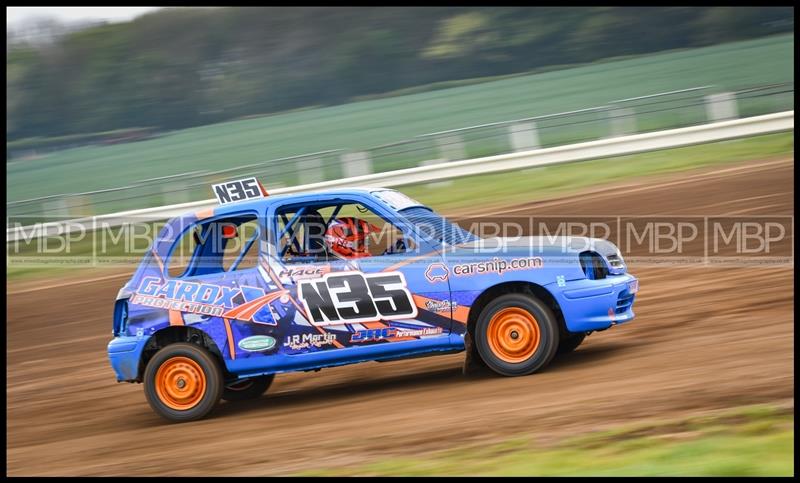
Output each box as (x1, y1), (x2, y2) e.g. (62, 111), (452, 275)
(43, 196), (70, 220)
(69, 194), (94, 217)
(705, 92), (738, 122)
(608, 106), (637, 137)
(297, 156), (324, 185)
(341, 152), (373, 178)
(508, 122), (541, 151)
(435, 133), (466, 161)
(163, 182), (190, 205)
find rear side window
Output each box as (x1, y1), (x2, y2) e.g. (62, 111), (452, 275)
(167, 214), (261, 278)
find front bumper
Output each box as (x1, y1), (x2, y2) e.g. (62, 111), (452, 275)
(551, 273), (638, 333)
(107, 335), (151, 382)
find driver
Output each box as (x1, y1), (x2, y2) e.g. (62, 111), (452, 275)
(324, 217), (379, 259)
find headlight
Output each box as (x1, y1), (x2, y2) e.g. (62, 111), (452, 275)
(606, 250), (626, 274)
(113, 299), (129, 336)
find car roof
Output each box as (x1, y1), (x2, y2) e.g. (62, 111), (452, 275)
(211, 187), (396, 216)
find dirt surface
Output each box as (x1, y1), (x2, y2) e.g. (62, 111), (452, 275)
(6, 158), (794, 476)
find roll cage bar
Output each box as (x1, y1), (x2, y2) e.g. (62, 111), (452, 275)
(277, 203), (344, 258)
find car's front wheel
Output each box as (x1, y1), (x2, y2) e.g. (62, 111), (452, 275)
(474, 293), (560, 376)
(222, 374), (275, 402)
(143, 343), (224, 423)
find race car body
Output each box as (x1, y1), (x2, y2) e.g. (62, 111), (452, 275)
(108, 182), (638, 421)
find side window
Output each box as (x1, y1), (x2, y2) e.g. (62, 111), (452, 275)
(167, 214), (261, 278)
(276, 208), (329, 263)
(168, 224), (199, 278)
(221, 218), (261, 271)
(275, 202), (416, 264)
(322, 204), (415, 257)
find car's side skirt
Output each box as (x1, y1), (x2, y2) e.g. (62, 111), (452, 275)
(227, 333), (465, 379)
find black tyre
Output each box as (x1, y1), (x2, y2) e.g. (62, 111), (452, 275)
(474, 293), (560, 376)
(143, 343), (224, 423)
(222, 374), (275, 402)
(557, 332), (587, 355)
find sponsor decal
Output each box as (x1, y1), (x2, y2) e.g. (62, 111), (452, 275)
(372, 190), (423, 211)
(132, 294), (225, 317)
(425, 299), (457, 313)
(556, 275), (566, 287)
(283, 332), (338, 350)
(133, 276), (265, 317)
(238, 335), (276, 352)
(451, 257), (543, 277)
(350, 326), (443, 343)
(425, 263), (449, 283)
(278, 265), (330, 281)
(298, 271), (417, 326)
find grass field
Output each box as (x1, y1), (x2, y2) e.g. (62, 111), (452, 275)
(296, 404), (794, 476)
(6, 132), (793, 283)
(7, 34), (793, 208)
(403, 131), (794, 212)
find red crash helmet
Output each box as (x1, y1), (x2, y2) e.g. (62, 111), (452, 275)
(324, 217), (379, 258)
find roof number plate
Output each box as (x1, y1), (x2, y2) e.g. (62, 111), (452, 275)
(212, 177), (268, 205)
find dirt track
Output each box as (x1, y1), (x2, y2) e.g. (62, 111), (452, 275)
(6, 158), (794, 476)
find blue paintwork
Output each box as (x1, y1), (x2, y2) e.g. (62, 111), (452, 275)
(108, 335), (152, 382)
(442, 237), (637, 332)
(229, 334), (464, 379)
(107, 187), (638, 382)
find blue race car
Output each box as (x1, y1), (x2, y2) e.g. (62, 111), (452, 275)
(108, 178), (638, 422)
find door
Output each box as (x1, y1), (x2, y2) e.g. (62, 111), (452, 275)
(264, 195), (454, 359)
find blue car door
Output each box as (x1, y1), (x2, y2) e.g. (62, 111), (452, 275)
(258, 194), (456, 363)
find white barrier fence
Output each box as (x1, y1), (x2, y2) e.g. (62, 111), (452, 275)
(6, 110), (793, 243)
(10, 83), (794, 220)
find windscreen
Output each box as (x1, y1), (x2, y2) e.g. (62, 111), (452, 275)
(400, 206), (477, 247)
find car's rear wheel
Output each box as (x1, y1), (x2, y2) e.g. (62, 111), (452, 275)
(144, 343), (224, 423)
(222, 374), (275, 402)
(474, 293), (560, 376)
(557, 332), (587, 355)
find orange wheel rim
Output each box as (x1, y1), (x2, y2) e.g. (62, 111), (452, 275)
(487, 307), (540, 363)
(155, 356), (206, 410)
